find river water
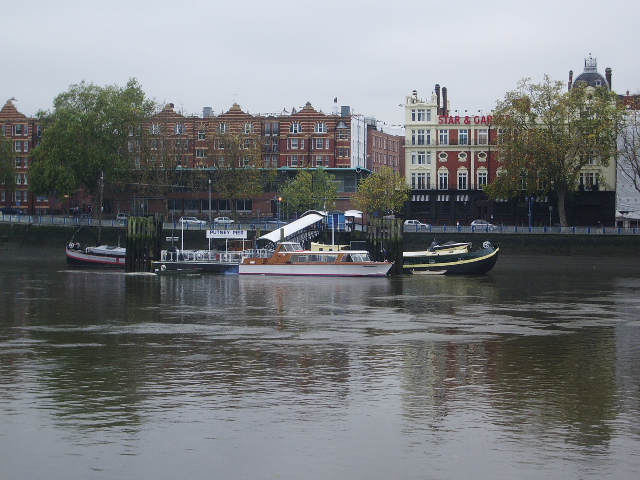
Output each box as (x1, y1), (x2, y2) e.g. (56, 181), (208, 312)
(1, 251), (639, 480)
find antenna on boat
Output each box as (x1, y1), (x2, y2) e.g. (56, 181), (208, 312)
(97, 171), (104, 245)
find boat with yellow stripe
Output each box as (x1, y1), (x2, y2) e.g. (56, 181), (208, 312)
(403, 240), (499, 275)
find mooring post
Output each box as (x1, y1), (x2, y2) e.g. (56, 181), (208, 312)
(125, 216), (161, 273)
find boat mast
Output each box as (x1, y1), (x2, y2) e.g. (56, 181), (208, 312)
(98, 171), (104, 245)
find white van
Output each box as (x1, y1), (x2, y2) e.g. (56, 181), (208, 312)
(403, 219), (430, 230)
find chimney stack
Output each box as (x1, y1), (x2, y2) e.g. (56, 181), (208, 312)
(568, 70), (573, 91)
(442, 87), (448, 117)
(605, 67), (612, 89)
(435, 84), (441, 115)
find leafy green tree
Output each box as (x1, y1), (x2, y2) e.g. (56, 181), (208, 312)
(208, 131), (271, 219)
(351, 167), (409, 216)
(279, 167), (338, 214)
(0, 132), (16, 201)
(30, 79), (156, 204)
(486, 76), (625, 226)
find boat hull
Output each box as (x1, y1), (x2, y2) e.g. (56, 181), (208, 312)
(239, 262), (391, 277)
(403, 246), (499, 275)
(66, 245), (126, 268)
(239, 241), (392, 277)
(154, 266), (203, 275)
(152, 260), (239, 274)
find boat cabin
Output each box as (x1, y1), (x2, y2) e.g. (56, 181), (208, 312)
(250, 242), (375, 265)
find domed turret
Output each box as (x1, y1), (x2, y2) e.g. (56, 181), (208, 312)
(572, 54), (610, 89)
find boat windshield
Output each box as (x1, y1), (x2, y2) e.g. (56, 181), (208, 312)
(347, 253), (371, 262)
(290, 254), (338, 263)
(280, 243), (303, 252)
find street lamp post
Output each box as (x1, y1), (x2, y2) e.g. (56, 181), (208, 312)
(277, 197), (282, 223)
(273, 196), (282, 225)
(208, 178), (212, 225)
(525, 196), (534, 229)
(208, 178), (212, 251)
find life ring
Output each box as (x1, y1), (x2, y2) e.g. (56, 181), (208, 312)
(196, 252), (204, 261)
(68, 243), (74, 249)
(161, 264), (166, 271)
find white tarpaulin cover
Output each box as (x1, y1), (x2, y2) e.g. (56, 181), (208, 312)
(257, 213), (326, 243)
(344, 210), (363, 219)
(616, 211), (640, 220)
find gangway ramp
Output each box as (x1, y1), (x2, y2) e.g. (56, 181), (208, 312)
(257, 212), (325, 245)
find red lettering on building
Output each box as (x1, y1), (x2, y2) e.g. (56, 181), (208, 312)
(438, 115), (493, 125)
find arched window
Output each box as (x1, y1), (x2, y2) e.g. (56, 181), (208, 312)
(314, 122), (327, 133)
(290, 122), (302, 133)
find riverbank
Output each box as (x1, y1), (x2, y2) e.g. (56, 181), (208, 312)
(2, 223), (640, 257)
(403, 232), (640, 256)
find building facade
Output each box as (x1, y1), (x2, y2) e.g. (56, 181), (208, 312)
(0, 98), (404, 218)
(616, 92), (640, 227)
(403, 86), (500, 224)
(403, 56), (620, 226)
(0, 99), (46, 214)
(367, 119), (404, 176)
(142, 101), (404, 217)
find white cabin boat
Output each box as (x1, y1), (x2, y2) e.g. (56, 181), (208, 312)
(66, 243), (126, 268)
(239, 242), (392, 277)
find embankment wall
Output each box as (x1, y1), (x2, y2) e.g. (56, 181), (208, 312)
(2, 224), (640, 257)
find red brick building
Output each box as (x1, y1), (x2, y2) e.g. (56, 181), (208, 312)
(0, 99), (46, 214)
(0, 98), (404, 218)
(130, 102), (404, 218)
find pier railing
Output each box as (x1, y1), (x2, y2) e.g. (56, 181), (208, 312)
(400, 224), (640, 235)
(3, 213), (640, 236)
(0, 215), (290, 232)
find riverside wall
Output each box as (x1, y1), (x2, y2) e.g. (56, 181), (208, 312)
(2, 223), (640, 257)
(401, 232), (640, 257)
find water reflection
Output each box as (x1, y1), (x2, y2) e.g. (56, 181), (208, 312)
(0, 256), (639, 479)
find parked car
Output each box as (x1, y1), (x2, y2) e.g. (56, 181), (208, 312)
(403, 219), (430, 230)
(471, 219), (496, 230)
(116, 213), (130, 221)
(213, 216), (234, 226)
(179, 216), (203, 224)
(0, 207), (21, 215)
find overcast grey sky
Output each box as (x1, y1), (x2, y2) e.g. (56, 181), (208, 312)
(3, 0), (639, 126)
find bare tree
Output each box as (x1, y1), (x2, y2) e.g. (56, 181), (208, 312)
(618, 107), (640, 192)
(487, 76), (625, 226)
(208, 130), (272, 220)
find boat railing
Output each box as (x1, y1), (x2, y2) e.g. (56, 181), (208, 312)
(160, 248), (273, 263)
